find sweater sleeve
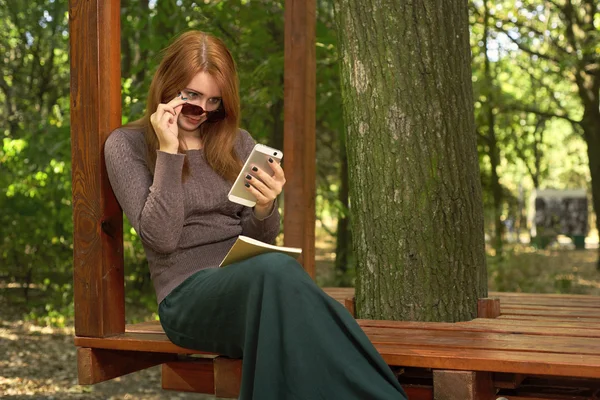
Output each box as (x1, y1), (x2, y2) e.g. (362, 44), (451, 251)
(104, 130), (186, 254)
(237, 130), (281, 244)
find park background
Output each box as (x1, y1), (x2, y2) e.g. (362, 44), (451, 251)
(1, 0), (599, 398)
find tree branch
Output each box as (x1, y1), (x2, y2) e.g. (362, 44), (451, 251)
(513, 59), (572, 115)
(494, 24), (563, 65)
(495, 17), (572, 59)
(476, 127), (490, 145)
(509, 126), (536, 183)
(505, 104), (580, 126)
(545, 0), (564, 12)
(563, 0), (582, 53)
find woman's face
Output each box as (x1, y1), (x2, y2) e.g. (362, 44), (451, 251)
(177, 71), (222, 131)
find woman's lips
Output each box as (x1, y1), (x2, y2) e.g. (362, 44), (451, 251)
(185, 115), (203, 124)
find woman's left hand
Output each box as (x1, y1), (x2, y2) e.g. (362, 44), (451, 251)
(245, 157), (285, 218)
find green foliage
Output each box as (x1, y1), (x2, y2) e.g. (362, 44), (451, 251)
(1, 0), (351, 323)
(0, 0), (74, 322)
(488, 246), (599, 295)
(1, 0), (596, 325)
(470, 0), (593, 242)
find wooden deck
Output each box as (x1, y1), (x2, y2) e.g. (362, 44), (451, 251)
(75, 288), (600, 399)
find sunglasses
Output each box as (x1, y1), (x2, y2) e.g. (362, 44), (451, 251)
(180, 103), (227, 122)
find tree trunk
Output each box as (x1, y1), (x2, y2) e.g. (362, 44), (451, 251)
(581, 116), (600, 270)
(335, 136), (352, 286)
(333, 0), (487, 322)
(565, 0), (599, 268)
(574, 48), (599, 270)
(483, 0), (503, 256)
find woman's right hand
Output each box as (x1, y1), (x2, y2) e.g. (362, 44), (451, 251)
(150, 95), (188, 154)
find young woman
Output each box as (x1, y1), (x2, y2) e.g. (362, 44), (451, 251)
(104, 30), (407, 400)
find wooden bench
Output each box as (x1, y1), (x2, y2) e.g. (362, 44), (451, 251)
(75, 288), (600, 400)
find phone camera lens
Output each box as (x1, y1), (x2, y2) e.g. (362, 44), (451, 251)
(274, 152), (278, 156)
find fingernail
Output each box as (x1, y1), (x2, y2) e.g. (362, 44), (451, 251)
(181, 97), (188, 101)
(268, 158), (273, 163)
(245, 174), (252, 180)
(244, 182), (250, 188)
(252, 166), (258, 172)
(178, 91), (182, 96)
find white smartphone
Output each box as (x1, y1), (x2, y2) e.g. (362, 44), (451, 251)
(228, 143), (283, 207)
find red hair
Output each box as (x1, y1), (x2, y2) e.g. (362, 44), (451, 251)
(129, 31), (242, 181)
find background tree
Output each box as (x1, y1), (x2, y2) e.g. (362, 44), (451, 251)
(1, 0), (596, 325)
(0, 0), (73, 314)
(333, 0), (488, 321)
(489, 0), (599, 266)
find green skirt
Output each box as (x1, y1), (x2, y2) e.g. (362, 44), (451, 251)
(158, 252), (407, 400)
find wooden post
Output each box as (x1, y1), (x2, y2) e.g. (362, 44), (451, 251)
(345, 296), (356, 318)
(283, 0), (317, 278)
(69, 0), (124, 337)
(162, 359), (216, 394)
(214, 357), (243, 398)
(477, 298), (501, 319)
(433, 370), (495, 400)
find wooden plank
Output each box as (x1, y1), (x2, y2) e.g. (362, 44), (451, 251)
(126, 321), (165, 334)
(75, 332), (212, 355)
(77, 347), (175, 384)
(376, 346), (600, 379)
(324, 289), (600, 311)
(78, 321), (600, 378)
(490, 291), (600, 300)
(462, 317), (600, 330)
(283, 0), (317, 279)
(127, 318), (600, 340)
(498, 314), (600, 323)
(69, 0), (124, 337)
(162, 359), (215, 394)
(360, 319), (600, 336)
(494, 296), (600, 308)
(363, 328), (600, 356)
(502, 307), (600, 318)
(214, 357), (242, 398)
(432, 371), (494, 400)
(459, 320), (600, 338)
(502, 305), (600, 317)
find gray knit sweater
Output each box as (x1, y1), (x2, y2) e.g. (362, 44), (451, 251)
(104, 127), (281, 303)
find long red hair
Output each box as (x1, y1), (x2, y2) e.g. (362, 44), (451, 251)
(128, 30), (242, 181)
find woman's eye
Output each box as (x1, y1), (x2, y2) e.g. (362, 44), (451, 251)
(209, 98), (221, 104)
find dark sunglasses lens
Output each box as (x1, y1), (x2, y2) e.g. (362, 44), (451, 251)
(181, 103), (205, 116)
(206, 108), (227, 122)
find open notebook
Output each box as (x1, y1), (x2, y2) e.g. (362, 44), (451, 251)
(219, 235), (302, 267)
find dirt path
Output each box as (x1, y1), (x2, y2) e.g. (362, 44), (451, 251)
(0, 317), (220, 399)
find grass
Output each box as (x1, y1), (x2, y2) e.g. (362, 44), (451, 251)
(487, 244), (600, 295)
(314, 223), (600, 296)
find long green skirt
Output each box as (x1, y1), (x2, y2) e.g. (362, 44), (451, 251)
(158, 252), (408, 400)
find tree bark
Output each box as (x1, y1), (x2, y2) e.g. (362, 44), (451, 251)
(333, 0), (487, 322)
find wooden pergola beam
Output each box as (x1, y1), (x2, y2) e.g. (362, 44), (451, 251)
(69, 0), (124, 338)
(283, 0), (317, 278)
(69, 0), (316, 338)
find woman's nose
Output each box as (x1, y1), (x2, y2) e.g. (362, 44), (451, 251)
(188, 98), (205, 109)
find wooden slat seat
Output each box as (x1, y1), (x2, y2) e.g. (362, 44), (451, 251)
(75, 289), (600, 399)
(75, 317), (600, 379)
